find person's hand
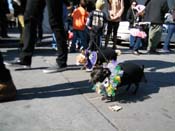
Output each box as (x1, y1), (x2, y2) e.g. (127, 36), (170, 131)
(110, 13), (120, 21)
(87, 26), (92, 30)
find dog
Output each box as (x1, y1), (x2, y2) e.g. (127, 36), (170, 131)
(76, 48), (121, 71)
(90, 61), (147, 101)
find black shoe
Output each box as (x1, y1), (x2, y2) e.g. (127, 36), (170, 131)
(129, 46), (133, 50)
(4, 59), (31, 69)
(43, 65), (67, 73)
(112, 45), (117, 49)
(146, 50), (159, 55)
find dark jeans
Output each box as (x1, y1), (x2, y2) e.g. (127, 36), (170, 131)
(105, 21), (119, 47)
(0, 52), (12, 82)
(20, 0), (67, 67)
(88, 30), (101, 51)
(106, 21), (120, 37)
(0, 12), (8, 37)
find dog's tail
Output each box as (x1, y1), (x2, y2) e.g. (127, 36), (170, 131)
(141, 65), (147, 83)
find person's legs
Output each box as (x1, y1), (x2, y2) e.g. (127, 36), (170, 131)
(88, 30), (96, 51)
(147, 24), (162, 53)
(70, 29), (78, 52)
(112, 22), (119, 49)
(0, 12), (8, 38)
(78, 30), (88, 50)
(6, 0), (44, 67)
(43, 0), (68, 73)
(129, 35), (135, 49)
(163, 24), (175, 50)
(18, 15), (25, 45)
(37, 1), (46, 42)
(105, 21), (112, 48)
(133, 37), (142, 55)
(19, 0), (42, 66)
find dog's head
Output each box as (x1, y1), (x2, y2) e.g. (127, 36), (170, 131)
(76, 53), (87, 65)
(90, 67), (111, 84)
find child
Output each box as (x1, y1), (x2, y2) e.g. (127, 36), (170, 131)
(70, 0), (89, 52)
(127, 3), (147, 55)
(86, 0), (107, 51)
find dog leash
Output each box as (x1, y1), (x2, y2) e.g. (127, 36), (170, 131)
(92, 38), (109, 64)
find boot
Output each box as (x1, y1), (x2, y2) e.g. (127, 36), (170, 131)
(0, 79), (17, 102)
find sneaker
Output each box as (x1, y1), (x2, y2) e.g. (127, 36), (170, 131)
(4, 59), (31, 69)
(43, 65), (67, 73)
(132, 50), (140, 55)
(159, 49), (170, 53)
(86, 68), (93, 72)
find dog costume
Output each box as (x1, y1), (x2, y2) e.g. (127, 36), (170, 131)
(76, 48), (121, 71)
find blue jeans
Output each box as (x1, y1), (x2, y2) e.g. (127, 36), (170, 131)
(130, 35), (142, 51)
(71, 29), (87, 50)
(130, 35), (135, 48)
(163, 24), (175, 50)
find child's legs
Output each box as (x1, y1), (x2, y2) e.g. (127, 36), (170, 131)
(133, 37), (142, 51)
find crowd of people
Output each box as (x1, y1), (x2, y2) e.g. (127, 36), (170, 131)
(0, 0), (175, 102)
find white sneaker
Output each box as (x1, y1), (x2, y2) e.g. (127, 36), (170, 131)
(43, 65), (67, 73)
(159, 49), (170, 53)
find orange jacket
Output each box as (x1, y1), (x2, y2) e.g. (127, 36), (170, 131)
(72, 6), (89, 30)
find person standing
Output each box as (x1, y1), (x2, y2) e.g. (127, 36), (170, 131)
(162, 9), (175, 53)
(104, 0), (124, 49)
(127, 0), (138, 49)
(70, 0), (89, 52)
(7, 0), (68, 73)
(86, 0), (107, 51)
(127, 2), (146, 55)
(161, 5), (175, 53)
(144, 0), (169, 54)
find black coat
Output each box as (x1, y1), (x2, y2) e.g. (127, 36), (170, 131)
(144, 0), (169, 24)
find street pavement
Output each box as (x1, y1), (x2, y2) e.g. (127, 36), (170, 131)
(0, 35), (175, 131)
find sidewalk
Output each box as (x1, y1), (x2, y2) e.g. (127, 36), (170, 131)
(0, 39), (175, 131)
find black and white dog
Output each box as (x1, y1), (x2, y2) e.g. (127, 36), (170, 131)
(90, 61), (147, 101)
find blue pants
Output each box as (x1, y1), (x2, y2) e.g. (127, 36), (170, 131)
(130, 35), (142, 51)
(163, 24), (175, 50)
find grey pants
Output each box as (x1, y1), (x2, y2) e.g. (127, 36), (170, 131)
(147, 24), (162, 51)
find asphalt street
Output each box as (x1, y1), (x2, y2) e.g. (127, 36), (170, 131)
(0, 35), (175, 131)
